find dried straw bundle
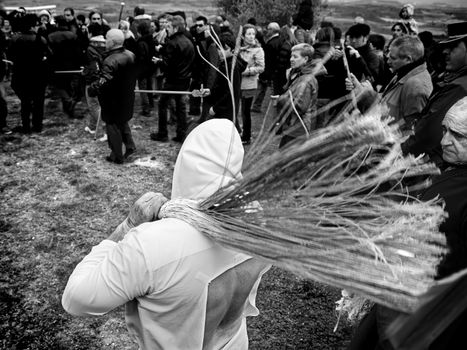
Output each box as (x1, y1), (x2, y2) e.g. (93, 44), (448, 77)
(159, 110), (447, 313)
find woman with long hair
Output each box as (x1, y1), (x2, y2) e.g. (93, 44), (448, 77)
(238, 24), (264, 144)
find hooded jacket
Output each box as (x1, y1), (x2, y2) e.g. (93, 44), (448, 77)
(62, 119), (269, 350)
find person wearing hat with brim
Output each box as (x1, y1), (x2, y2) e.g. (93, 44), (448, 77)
(401, 21), (467, 168)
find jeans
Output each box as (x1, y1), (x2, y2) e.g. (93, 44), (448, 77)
(85, 85), (101, 129)
(157, 80), (190, 138)
(138, 75), (153, 115)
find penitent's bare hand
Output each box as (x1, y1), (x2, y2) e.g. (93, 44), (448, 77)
(127, 192), (169, 227)
(108, 192), (168, 242)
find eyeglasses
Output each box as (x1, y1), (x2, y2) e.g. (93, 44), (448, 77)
(196, 24), (204, 28)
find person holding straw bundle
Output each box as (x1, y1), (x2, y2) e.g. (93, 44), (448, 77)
(62, 119), (270, 349)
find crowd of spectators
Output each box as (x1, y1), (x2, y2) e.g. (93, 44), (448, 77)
(0, 4), (465, 166)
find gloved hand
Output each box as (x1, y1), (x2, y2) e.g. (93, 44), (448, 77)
(108, 192), (169, 242)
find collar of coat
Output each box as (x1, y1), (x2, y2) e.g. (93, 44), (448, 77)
(441, 65), (467, 85)
(382, 60), (427, 97)
(286, 60), (316, 88)
(104, 46), (125, 57)
(394, 58), (426, 80)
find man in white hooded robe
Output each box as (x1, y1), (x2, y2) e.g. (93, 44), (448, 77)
(62, 119), (270, 349)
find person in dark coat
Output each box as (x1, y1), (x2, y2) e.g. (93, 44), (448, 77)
(63, 7), (88, 50)
(48, 15), (84, 118)
(150, 15), (195, 143)
(195, 24), (221, 123)
(346, 23), (382, 87)
(118, 20), (138, 54)
(205, 32), (246, 126)
(89, 29), (137, 164)
(348, 96), (467, 350)
(9, 14), (50, 133)
(188, 15), (210, 117)
(135, 20), (156, 116)
(252, 22), (282, 112)
(401, 22), (467, 168)
(88, 11), (111, 36)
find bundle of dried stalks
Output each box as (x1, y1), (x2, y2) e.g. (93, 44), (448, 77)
(161, 29), (446, 312)
(159, 106), (446, 312)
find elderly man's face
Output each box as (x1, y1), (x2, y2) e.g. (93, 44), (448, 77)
(387, 45), (411, 72)
(444, 41), (467, 72)
(441, 106), (467, 164)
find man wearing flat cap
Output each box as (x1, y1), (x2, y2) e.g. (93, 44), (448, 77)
(401, 21), (467, 168)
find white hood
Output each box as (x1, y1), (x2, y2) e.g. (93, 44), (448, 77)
(171, 119), (244, 200)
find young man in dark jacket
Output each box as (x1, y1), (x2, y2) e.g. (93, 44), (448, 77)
(48, 15), (84, 119)
(89, 29), (137, 164)
(150, 15), (195, 143)
(346, 23), (382, 87)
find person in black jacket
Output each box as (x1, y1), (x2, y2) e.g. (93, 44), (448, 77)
(48, 15), (84, 119)
(205, 32), (246, 127)
(150, 15), (195, 143)
(349, 97), (467, 350)
(252, 22), (282, 112)
(136, 21), (156, 117)
(88, 29), (137, 164)
(9, 14), (50, 134)
(346, 23), (382, 87)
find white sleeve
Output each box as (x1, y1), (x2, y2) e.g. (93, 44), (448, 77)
(61, 231), (152, 316)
